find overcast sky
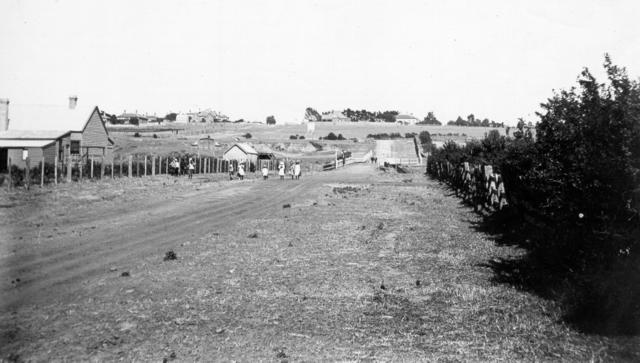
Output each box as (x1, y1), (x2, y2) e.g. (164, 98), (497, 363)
(1, 0), (639, 126)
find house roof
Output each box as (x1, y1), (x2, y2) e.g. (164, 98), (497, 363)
(6, 103), (99, 132)
(0, 129), (70, 140)
(225, 143), (258, 155)
(0, 139), (57, 148)
(252, 144), (274, 154)
(396, 114), (418, 119)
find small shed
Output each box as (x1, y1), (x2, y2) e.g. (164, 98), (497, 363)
(253, 144), (277, 169)
(197, 136), (215, 151)
(223, 143), (259, 165)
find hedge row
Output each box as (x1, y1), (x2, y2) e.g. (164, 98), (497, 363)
(428, 57), (640, 333)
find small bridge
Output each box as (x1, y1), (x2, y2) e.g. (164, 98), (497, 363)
(374, 138), (422, 166)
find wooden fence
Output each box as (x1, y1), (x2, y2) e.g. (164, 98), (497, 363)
(429, 160), (508, 212)
(2, 154), (277, 190)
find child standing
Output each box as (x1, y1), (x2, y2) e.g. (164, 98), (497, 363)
(278, 162), (285, 180)
(261, 165), (269, 180)
(238, 163), (245, 180)
(188, 159), (195, 179)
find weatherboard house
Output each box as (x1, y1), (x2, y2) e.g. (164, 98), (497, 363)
(395, 114), (420, 125)
(223, 143), (259, 164)
(0, 96), (114, 171)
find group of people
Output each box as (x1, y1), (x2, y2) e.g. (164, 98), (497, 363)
(229, 160), (302, 181)
(169, 157), (303, 181)
(169, 157), (196, 179)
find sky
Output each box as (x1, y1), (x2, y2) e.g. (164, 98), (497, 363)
(1, 0), (639, 126)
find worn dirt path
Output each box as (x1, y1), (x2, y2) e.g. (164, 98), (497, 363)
(0, 165), (381, 311)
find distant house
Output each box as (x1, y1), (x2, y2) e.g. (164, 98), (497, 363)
(116, 112), (148, 125)
(395, 114), (420, 125)
(175, 113), (191, 123)
(0, 96), (113, 171)
(197, 136), (215, 150)
(321, 110), (350, 123)
(223, 143), (259, 164)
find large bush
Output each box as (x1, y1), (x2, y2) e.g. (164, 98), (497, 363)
(428, 56), (640, 333)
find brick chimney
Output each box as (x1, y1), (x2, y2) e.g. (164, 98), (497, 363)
(68, 95), (78, 109)
(0, 98), (9, 131)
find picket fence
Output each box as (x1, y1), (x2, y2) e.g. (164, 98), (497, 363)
(429, 160), (508, 212)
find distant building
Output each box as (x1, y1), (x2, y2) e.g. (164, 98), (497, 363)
(321, 110), (350, 123)
(395, 114), (420, 125)
(197, 136), (215, 150)
(116, 112), (148, 125)
(174, 109), (229, 123)
(223, 143), (259, 164)
(0, 96), (113, 170)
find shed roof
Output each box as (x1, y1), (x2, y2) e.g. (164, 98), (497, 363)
(0, 139), (56, 148)
(225, 143), (258, 155)
(252, 144), (274, 154)
(6, 104), (99, 132)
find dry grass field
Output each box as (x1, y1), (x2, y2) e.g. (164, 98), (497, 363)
(0, 165), (637, 361)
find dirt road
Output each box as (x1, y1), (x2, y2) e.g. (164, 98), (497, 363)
(0, 166), (377, 311)
(1, 164), (637, 361)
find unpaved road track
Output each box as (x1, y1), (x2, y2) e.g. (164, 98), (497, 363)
(0, 165), (379, 311)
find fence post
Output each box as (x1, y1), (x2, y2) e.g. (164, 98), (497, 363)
(25, 157), (30, 190)
(152, 156), (155, 176)
(111, 158), (114, 179)
(54, 156), (58, 185)
(79, 159), (83, 182)
(40, 159), (44, 187)
(136, 156), (139, 177)
(119, 157), (123, 178)
(7, 158), (11, 191)
(100, 159), (105, 179)
(144, 155), (147, 176)
(90, 158), (94, 179)
(159, 156), (162, 175)
(66, 148), (72, 182)
(165, 157), (168, 174)
(128, 155), (133, 178)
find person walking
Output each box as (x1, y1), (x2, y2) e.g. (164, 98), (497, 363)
(261, 165), (269, 180)
(228, 163), (234, 180)
(278, 161), (285, 180)
(188, 158), (195, 179)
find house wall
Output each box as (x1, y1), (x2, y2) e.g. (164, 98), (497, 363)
(81, 109), (113, 163)
(224, 146), (258, 163)
(5, 144), (57, 168)
(82, 109), (109, 148)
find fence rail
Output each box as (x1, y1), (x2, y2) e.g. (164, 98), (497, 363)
(1, 154), (303, 190)
(428, 160), (507, 212)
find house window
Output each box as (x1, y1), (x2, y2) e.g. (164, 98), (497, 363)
(70, 140), (80, 155)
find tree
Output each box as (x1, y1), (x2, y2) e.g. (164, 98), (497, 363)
(266, 115), (276, 125)
(418, 131), (432, 152)
(420, 112), (441, 125)
(326, 132), (338, 140)
(304, 107), (321, 122)
(165, 113), (177, 121)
